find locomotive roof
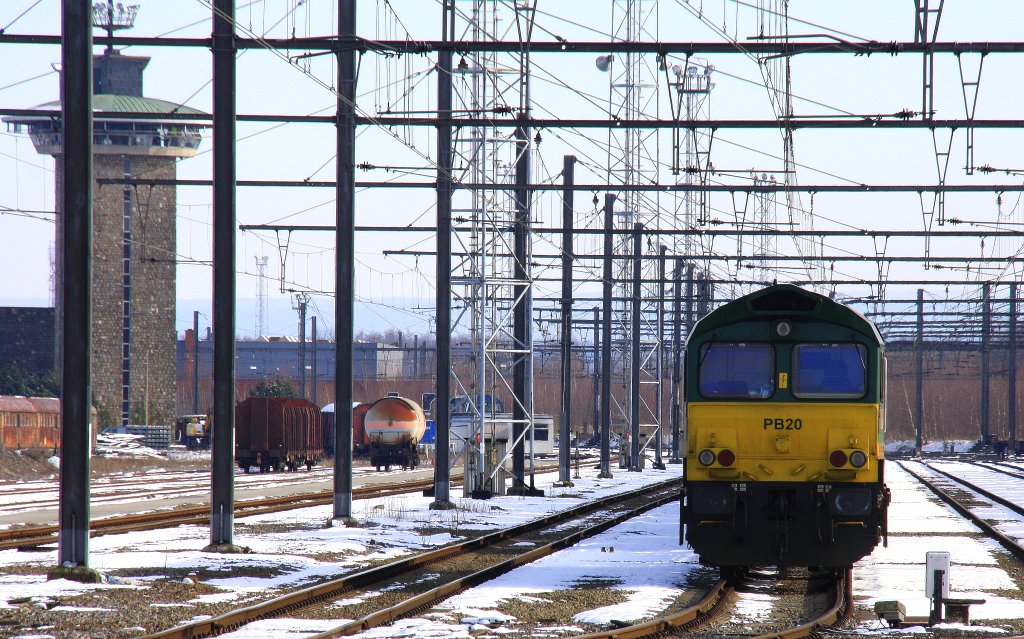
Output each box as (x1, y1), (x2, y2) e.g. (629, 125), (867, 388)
(689, 284), (883, 345)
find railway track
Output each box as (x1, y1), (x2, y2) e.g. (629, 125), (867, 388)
(135, 478), (684, 639)
(0, 478), (438, 551)
(568, 567), (850, 639)
(969, 459), (1024, 481)
(0, 466), (344, 519)
(898, 460), (1024, 562)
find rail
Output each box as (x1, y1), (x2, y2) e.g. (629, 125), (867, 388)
(136, 478), (683, 639)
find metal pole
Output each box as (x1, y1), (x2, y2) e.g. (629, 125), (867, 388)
(599, 194), (615, 479)
(592, 307), (600, 443)
(511, 115), (530, 492)
(686, 264), (694, 336)
(431, 0), (454, 508)
(57, 0), (93, 572)
(629, 223), (642, 472)
(558, 155), (576, 486)
(192, 310), (200, 415)
(1010, 284), (1018, 453)
(982, 283), (991, 443)
(311, 316), (318, 407)
(208, 0), (237, 550)
(915, 288), (924, 455)
(298, 296), (307, 399)
(333, 0), (356, 522)
(654, 245), (666, 469)
(669, 259), (683, 464)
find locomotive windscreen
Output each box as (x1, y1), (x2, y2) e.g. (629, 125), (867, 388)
(698, 342), (774, 399)
(792, 343), (867, 399)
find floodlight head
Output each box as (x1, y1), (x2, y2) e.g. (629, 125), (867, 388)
(595, 54), (614, 72)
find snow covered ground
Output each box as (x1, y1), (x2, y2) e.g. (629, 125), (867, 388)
(853, 462), (1024, 634)
(3, 458), (1024, 638)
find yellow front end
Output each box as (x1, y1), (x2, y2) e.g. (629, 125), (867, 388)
(687, 402), (883, 483)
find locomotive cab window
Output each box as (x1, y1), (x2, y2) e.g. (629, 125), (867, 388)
(699, 342), (774, 399)
(792, 343), (867, 399)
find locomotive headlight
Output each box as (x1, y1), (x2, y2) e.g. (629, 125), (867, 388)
(717, 449), (736, 467)
(698, 449), (716, 466)
(849, 450), (868, 468)
(829, 450), (848, 467)
(830, 488), (873, 516)
(775, 320), (792, 337)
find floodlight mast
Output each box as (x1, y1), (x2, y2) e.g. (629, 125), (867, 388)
(91, 1), (139, 55)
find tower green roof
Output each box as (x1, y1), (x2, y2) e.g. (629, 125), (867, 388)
(34, 94), (208, 120)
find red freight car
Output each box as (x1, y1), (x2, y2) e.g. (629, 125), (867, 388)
(0, 396), (62, 451)
(235, 397), (323, 472)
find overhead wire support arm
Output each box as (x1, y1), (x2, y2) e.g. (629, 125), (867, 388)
(237, 224), (1024, 237)
(8, 107), (1024, 130)
(119, 177), (1024, 193)
(5, 33), (1022, 54)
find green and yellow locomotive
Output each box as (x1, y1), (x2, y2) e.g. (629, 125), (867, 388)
(681, 284), (889, 568)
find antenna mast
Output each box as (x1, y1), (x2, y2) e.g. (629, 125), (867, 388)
(255, 255), (268, 338)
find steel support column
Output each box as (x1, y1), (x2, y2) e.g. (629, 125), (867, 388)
(592, 307), (600, 443)
(1010, 284), (1018, 451)
(431, 0), (454, 508)
(558, 155), (576, 486)
(653, 244), (666, 470)
(981, 283), (991, 443)
(57, 0), (93, 571)
(629, 223), (642, 472)
(333, 0), (357, 521)
(297, 295), (307, 398)
(669, 259), (683, 464)
(192, 310), (200, 415)
(914, 288), (924, 455)
(208, 0), (237, 550)
(599, 194), (615, 479)
(510, 114), (532, 492)
(311, 316), (318, 406)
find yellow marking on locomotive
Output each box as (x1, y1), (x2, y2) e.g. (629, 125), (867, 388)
(686, 402), (882, 483)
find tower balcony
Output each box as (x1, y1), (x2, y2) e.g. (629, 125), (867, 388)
(3, 94), (209, 159)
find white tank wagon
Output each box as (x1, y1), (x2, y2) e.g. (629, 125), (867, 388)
(365, 392), (426, 471)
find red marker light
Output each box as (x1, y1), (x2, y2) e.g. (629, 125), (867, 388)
(717, 449), (736, 467)
(829, 450), (848, 467)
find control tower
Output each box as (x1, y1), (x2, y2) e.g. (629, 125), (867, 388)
(4, 3), (208, 429)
